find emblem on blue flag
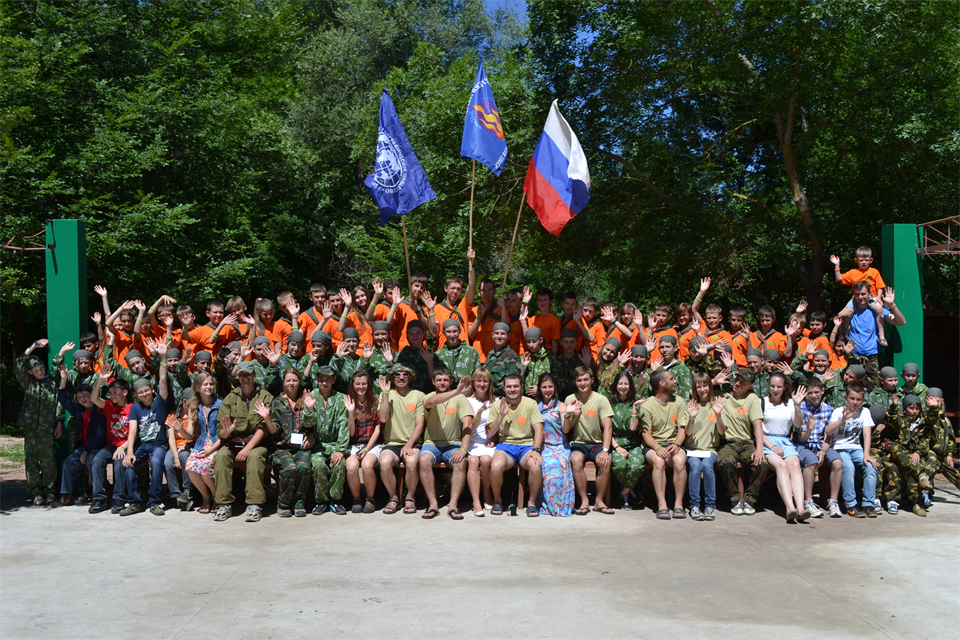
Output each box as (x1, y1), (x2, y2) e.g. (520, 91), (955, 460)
(461, 60), (508, 176)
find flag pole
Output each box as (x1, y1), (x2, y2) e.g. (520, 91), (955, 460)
(468, 159), (476, 251)
(401, 216), (414, 298)
(501, 193), (524, 296)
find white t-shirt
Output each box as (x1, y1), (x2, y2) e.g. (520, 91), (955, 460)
(829, 406), (874, 450)
(467, 396), (493, 445)
(762, 398), (795, 437)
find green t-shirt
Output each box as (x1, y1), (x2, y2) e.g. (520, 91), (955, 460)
(383, 389), (425, 447)
(721, 393), (762, 441)
(423, 392), (474, 446)
(640, 396), (689, 445)
(565, 391), (615, 444)
(488, 396), (543, 445)
(686, 403), (720, 452)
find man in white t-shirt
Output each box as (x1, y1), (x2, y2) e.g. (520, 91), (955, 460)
(825, 384), (879, 517)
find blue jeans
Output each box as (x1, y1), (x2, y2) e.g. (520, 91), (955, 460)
(125, 441), (168, 508)
(91, 447), (127, 504)
(163, 448), (192, 498)
(687, 452), (718, 509)
(60, 446), (102, 495)
(838, 448), (877, 509)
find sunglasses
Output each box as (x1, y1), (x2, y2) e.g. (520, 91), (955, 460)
(393, 372), (410, 379)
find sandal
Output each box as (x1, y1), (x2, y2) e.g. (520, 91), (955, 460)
(422, 508), (440, 520)
(574, 507), (590, 516)
(351, 500), (364, 514)
(526, 505), (540, 517)
(402, 497), (417, 514)
(382, 497), (400, 515)
(594, 505), (615, 515)
(656, 509), (671, 520)
(672, 508), (686, 519)
(363, 498), (376, 514)
(448, 508), (464, 520)
(198, 496), (214, 514)
(490, 502), (504, 516)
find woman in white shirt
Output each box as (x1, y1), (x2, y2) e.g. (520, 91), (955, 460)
(762, 372), (809, 522)
(466, 368), (497, 517)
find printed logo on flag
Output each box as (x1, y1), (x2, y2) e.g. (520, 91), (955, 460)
(372, 131), (407, 193)
(471, 100), (504, 140)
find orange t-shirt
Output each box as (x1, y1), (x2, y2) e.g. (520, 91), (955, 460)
(729, 331), (749, 367)
(840, 267), (885, 298)
(259, 320), (292, 351)
(320, 317), (345, 350)
(528, 313), (562, 349)
(341, 311), (373, 355)
(298, 308), (327, 352)
(797, 334), (835, 368)
(676, 324), (704, 360)
(433, 298), (471, 350)
(393, 301), (424, 351)
(613, 324), (641, 352)
(750, 330), (788, 357)
(509, 318), (524, 354)
(472, 306), (502, 362)
(650, 327), (679, 364)
(584, 319), (610, 360)
(167, 414), (195, 449)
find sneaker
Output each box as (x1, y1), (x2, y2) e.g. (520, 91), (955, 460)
(119, 504), (143, 516)
(921, 488), (932, 509)
(45, 492), (57, 505)
(873, 497), (881, 510)
(351, 500), (364, 514)
(846, 506), (866, 518)
(312, 502), (328, 515)
(76, 493), (90, 504)
(863, 504), (881, 517)
(912, 504), (927, 517)
(31, 495), (46, 507)
(690, 506), (704, 521)
(177, 494), (194, 512)
(88, 500), (109, 514)
(731, 500), (744, 516)
(919, 474), (931, 489)
(50, 496), (70, 508)
(244, 505), (262, 522)
(294, 502), (308, 518)
(742, 502), (756, 516)
(702, 507), (716, 521)
(887, 501), (899, 515)
(278, 505), (293, 518)
(149, 504), (165, 516)
(827, 500), (842, 518)
(330, 502), (347, 515)
(213, 505), (232, 521)
(805, 500), (824, 518)
(111, 502), (125, 515)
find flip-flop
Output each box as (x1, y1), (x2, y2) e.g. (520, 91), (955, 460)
(672, 508), (686, 519)
(594, 506), (615, 515)
(656, 509), (671, 520)
(382, 497), (400, 515)
(490, 502), (504, 516)
(448, 508), (464, 520)
(422, 508), (440, 520)
(526, 505), (540, 517)
(403, 497), (417, 514)
(574, 507), (590, 516)
(473, 510), (485, 517)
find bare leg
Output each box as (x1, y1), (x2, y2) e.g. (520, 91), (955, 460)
(490, 451), (514, 505)
(402, 450), (420, 501)
(380, 450), (399, 499)
(346, 455), (361, 500)
(787, 457), (806, 512)
(645, 450), (668, 510)
(360, 454), (378, 498)
(802, 465), (816, 502)
(480, 455), (493, 505)
(595, 452), (612, 509)
(671, 450), (688, 510)
(521, 453), (542, 508)
(570, 452), (589, 510)
(449, 458), (467, 511)
(419, 453), (438, 511)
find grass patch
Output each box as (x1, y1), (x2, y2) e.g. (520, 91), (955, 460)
(0, 440), (25, 466)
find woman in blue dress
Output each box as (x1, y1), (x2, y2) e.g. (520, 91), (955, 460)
(536, 373), (575, 516)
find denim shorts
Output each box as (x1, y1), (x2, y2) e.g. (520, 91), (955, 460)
(571, 442), (603, 463)
(420, 443), (461, 465)
(763, 435), (798, 459)
(496, 443), (532, 465)
(801, 444), (841, 465)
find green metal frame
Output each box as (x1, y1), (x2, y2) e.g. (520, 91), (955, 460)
(45, 220), (87, 367)
(881, 223), (923, 373)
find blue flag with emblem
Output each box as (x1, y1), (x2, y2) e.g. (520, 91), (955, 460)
(460, 60), (507, 176)
(365, 89), (437, 226)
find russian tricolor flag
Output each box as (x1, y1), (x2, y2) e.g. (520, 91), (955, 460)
(524, 100), (591, 236)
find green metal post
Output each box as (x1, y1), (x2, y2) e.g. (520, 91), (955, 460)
(881, 224), (922, 373)
(45, 220), (87, 368)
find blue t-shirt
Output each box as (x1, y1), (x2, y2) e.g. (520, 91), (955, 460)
(128, 394), (169, 444)
(849, 307), (878, 357)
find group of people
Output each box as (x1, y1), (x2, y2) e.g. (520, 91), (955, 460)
(14, 246), (958, 523)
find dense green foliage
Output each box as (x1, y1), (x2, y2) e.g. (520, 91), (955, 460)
(2, 0), (957, 421)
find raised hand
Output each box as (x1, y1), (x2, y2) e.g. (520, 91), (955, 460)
(568, 399), (583, 418)
(156, 341), (168, 357)
(695, 341), (708, 358)
(456, 375), (472, 395)
(711, 396), (725, 414)
(303, 391), (317, 411)
(690, 315), (702, 332)
(521, 285), (531, 305)
(423, 290), (436, 310)
(362, 341), (374, 359)
(266, 343), (282, 365)
(133, 300), (146, 312)
(381, 343), (394, 363)
(519, 305), (529, 321)
(718, 350), (735, 369)
(791, 385), (808, 405)
(795, 300), (808, 313)
(91, 312), (102, 325)
(239, 337), (253, 360)
(59, 341), (76, 356)
(419, 346), (433, 363)
(843, 339), (855, 356)
(578, 346), (592, 366)
(343, 394), (356, 414)
(253, 400), (271, 419)
(182, 346), (194, 365)
(321, 301), (333, 320)
(390, 286), (402, 307)
(713, 370), (730, 387)
(372, 277), (384, 297)
(94, 284), (108, 297)
(829, 254), (841, 267)
(687, 399), (699, 418)
(617, 349), (631, 366)
(378, 375), (391, 394)
(121, 299), (136, 311)
(633, 309), (643, 328)
(785, 319), (800, 338)
(823, 367), (836, 382)
(882, 287), (896, 306)
(647, 314), (657, 329)
(340, 288), (353, 309)
(649, 358), (662, 372)
(700, 277), (711, 293)
(286, 299), (300, 317)
(600, 306), (616, 323)
(163, 315), (174, 328)
(467, 248), (476, 265)
(572, 307), (583, 321)
(520, 353), (532, 366)
(777, 361), (793, 375)
(336, 341), (351, 357)
(58, 365), (69, 381)
(143, 336), (158, 353)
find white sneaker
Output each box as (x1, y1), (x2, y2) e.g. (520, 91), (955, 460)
(805, 500), (824, 518)
(731, 500), (744, 516)
(887, 501), (899, 515)
(742, 501), (756, 515)
(213, 505), (231, 521)
(827, 500), (842, 518)
(244, 504), (262, 522)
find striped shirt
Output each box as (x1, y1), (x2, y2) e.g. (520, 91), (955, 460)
(798, 399), (834, 449)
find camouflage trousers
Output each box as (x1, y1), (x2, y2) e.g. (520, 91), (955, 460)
(717, 440), (769, 505)
(861, 354), (880, 391)
(270, 449), (313, 508)
(935, 460), (960, 492)
(24, 424), (57, 498)
(312, 451), (346, 502)
(612, 447), (646, 490)
(892, 449), (938, 504)
(870, 448), (901, 504)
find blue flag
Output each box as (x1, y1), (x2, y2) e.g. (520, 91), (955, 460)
(460, 60), (507, 176)
(365, 89), (437, 226)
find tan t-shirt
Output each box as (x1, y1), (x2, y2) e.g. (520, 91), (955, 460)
(488, 396), (543, 445)
(686, 403), (720, 452)
(640, 395), (689, 445)
(565, 392), (615, 444)
(383, 389), (425, 447)
(720, 393), (762, 442)
(423, 392), (474, 446)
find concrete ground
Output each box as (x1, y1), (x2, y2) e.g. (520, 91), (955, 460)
(2, 479), (959, 639)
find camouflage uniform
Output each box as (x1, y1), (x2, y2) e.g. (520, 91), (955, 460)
(888, 405), (939, 505)
(521, 348), (559, 392)
(269, 395), (314, 509)
(103, 344), (153, 388)
(896, 384), (929, 403)
(485, 346), (521, 397)
(930, 407), (960, 491)
(395, 348), (434, 394)
(823, 378), (846, 409)
(610, 401), (644, 490)
(434, 343), (481, 381)
(50, 355), (99, 394)
(865, 387), (896, 408)
(628, 366), (651, 399)
(15, 356), (63, 499)
(306, 391), (349, 502)
(595, 360), (622, 397)
(212, 355), (239, 398)
(250, 360), (282, 396)
(871, 410), (902, 504)
(686, 353), (739, 395)
(556, 353), (583, 400)
(663, 360), (692, 402)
